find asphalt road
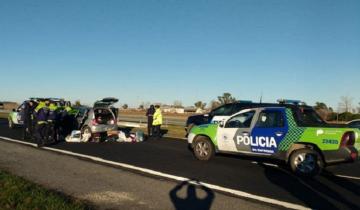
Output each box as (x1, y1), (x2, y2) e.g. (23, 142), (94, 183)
(0, 119), (359, 210)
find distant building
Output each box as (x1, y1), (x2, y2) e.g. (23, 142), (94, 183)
(0, 101), (18, 110)
(162, 105), (185, 114)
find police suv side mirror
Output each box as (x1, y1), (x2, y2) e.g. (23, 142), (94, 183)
(219, 120), (225, 128)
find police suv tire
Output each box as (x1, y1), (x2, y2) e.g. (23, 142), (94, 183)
(8, 119), (14, 129)
(193, 136), (215, 161)
(289, 148), (324, 177)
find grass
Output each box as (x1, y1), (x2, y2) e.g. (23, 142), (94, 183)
(121, 124), (187, 139)
(0, 112), (8, 119)
(0, 170), (91, 210)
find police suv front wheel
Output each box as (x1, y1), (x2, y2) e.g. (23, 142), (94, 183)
(289, 148), (324, 177)
(193, 137), (215, 161)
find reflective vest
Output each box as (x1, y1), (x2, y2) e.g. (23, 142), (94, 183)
(48, 104), (58, 122)
(35, 102), (46, 113)
(152, 108), (163, 126)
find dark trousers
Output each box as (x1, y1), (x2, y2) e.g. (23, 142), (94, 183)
(23, 121), (33, 140)
(46, 122), (56, 142)
(153, 125), (161, 138)
(35, 123), (47, 146)
(147, 118), (153, 137)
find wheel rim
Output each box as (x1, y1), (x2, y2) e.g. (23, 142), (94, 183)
(195, 141), (210, 157)
(294, 153), (316, 174)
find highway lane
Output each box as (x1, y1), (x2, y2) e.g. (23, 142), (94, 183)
(0, 119), (359, 210)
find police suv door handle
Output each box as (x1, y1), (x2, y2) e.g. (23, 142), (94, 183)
(275, 132), (284, 137)
(242, 132), (250, 136)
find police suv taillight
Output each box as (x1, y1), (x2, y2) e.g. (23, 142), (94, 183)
(91, 119), (99, 126)
(341, 132), (355, 147)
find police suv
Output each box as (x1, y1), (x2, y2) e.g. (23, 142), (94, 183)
(187, 100), (360, 177)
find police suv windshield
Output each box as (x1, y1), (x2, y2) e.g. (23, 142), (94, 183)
(293, 107), (326, 126)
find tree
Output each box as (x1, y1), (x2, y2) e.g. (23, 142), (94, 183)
(194, 101), (207, 110)
(218, 93), (236, 105)
(173, 100), (184, 108)
(122, 104), (128, 109)
(210, 100), (221, 110)
(138, 104), (145, 110)
(314, 102), (331, 120)
(74, 100), (81, 106)
(338, 96), (353, 113)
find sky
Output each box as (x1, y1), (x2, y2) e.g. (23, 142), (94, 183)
(0, 0), (359, 109)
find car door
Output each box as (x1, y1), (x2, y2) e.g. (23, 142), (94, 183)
(17, 103), (26, 124)
(12, 103), (25, 125)
(216, 109), (257, 153)
(250, 108), (288, 155)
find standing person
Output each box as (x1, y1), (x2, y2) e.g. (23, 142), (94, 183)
(152, 105), (163, 139)
(35, 100), (50, 147)
(22, 100), (35, 140)
(146, 105), (155, 137)
(57, 101), (66, 141)
(47, 101), (58, 142)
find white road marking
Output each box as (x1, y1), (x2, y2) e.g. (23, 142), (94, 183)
(333, 174), (360, 181)
(0, 135), (340, 210)
(252, 161), (279, 168)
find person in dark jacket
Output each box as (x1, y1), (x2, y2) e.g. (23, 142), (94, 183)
(35, 100), (50, 147)
(146, 105), (155, 137)
(47, 101), (59, 142)
(22, 100), (35, 140)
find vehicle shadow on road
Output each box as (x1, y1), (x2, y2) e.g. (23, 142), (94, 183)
(259, 163), (359, 210)
(169, 180), (215, 210)
(322, 170), (360, 196)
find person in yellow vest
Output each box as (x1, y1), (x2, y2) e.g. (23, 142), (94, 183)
(152, 105), (163, 139)
(34, 100), (50, 147)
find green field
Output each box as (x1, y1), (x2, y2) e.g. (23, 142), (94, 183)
(0, 170), (91, 210)
(121, 124), (186, 139)
(0, 112), (8, 119)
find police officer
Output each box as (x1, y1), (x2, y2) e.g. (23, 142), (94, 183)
(47, 101), (58, 142)
(152, 105), (163, 139)
(22, 100), (35, 140)
(62, 101), (74, 137)
(35, 100), (50, 147)
(146, 105), (155, 137)
(57, 101), (66, 141)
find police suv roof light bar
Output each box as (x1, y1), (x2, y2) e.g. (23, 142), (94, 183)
(277, 99), (306, 105)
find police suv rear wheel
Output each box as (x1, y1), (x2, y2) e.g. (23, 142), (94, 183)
(193, 136), (214, 161)
(289, 148), (323, 177)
